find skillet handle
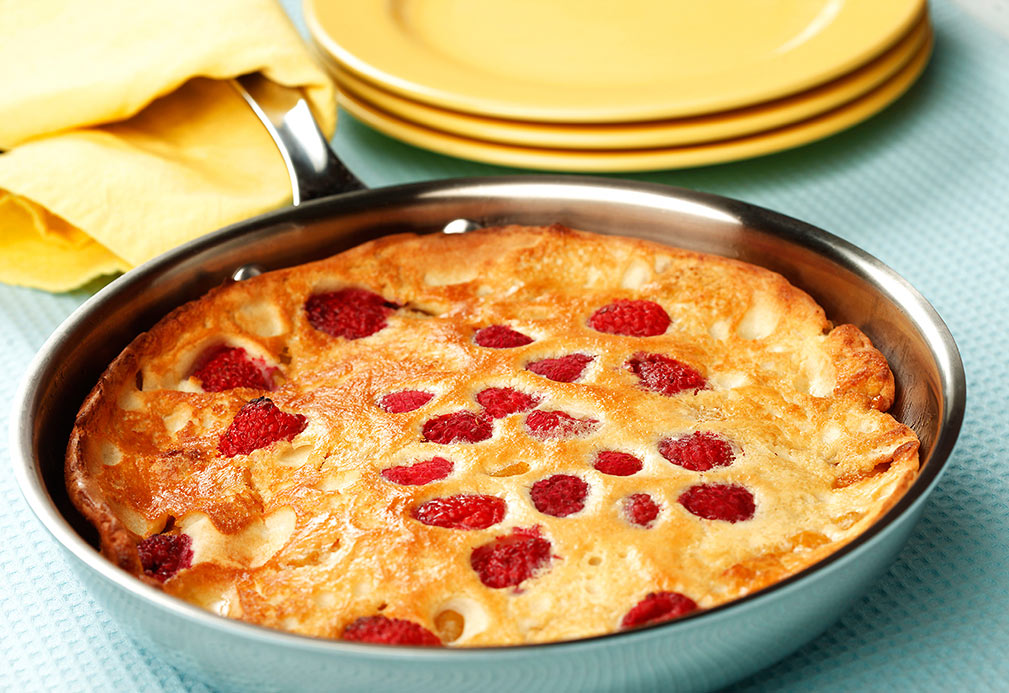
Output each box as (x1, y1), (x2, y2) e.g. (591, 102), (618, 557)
(232, 73), (366, 203)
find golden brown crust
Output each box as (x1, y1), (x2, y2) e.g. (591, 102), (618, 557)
(67, 343), (148, 578)
(824, 324), (896, 410)
(66, 224), (919, 645)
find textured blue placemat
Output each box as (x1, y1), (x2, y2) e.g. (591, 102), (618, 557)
(3, 1), (1007, 690)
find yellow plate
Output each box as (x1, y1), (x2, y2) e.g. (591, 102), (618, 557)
(322, 16), (928, 151)
(336, 32), (932, 172)
(307, 0), (925, 122)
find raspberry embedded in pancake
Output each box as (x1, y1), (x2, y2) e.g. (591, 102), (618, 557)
(191, 346), (274, 392)
(526, 354), (594, 383)
(621, 592), (698, 629)
(530, 474), (590, 518)
(305, 288), (398, 339)
(137, 533), (193, 582)
(524, 410), (599, 440)
(342, 615), (442, 646)
(678, 483), (757, 523)
(659, 432), (735, 472)
(475, 387), (540, 418)
(66, 224), (919, 647)
(623, 493), (660, 528)
(380, 390), (434, 413)
(627, 352), (706, 396)
(218, 397), (307, 457)
(589, 299), (670, 337)
(381, 457), (454, 486)
(412, 495), (507, 530)
(593, 451), (643, 477)
(423, 411), (493, 444)
(473, 324), (533, 348)
(470, 527), (553, 589)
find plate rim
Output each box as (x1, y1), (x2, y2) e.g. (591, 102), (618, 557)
(322, 16), (929, 151)
(334, 32), (933, 172)
(307, 0), (926, 122)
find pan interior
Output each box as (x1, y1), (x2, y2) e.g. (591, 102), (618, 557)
(18, 178), (959, 614)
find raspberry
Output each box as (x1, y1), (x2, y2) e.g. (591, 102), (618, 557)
(659, 432), (735, 471)
(412, 495), (507, 530)
(589, 300), (670, 337)
(422, 411), (493, 444)
(593, 451), (643, 476)
(342, 615), (442, 646)
(470, 527), (552, 589)
(526, 354), (594, 383)
(305, 288), (398, 340)
(525, 410), (599, 440)
(476, 387), (540, 418)
(380, 390), (434, 413)
(679, 483), (755, 523)
(381, 457), (453, 485)
(473, 325), (534, 348)
(218, 397), (307, 457)
(627, 352), (706, 396)
(192, 346), (273, 392)
(621, 592), (698, 629)
(137, 533), (193, 582)
(623, 493), (660, 527)
(530, 474), (589, 517)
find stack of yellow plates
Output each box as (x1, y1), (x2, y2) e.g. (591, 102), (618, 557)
(306, 0), (932, 171)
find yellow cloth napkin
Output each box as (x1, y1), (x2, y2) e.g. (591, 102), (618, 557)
(0, 0), (336, 291)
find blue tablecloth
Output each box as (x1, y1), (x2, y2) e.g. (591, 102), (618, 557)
(3, 1), (1007, 690)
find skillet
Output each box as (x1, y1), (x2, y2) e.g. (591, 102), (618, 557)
(10, 75), (965, 692)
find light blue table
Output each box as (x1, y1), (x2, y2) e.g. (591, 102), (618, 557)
(3, 1), (1007, 690)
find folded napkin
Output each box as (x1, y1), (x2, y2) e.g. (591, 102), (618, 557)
(0, 0), (336, 291)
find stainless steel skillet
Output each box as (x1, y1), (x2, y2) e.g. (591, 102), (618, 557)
(11, 76), (965, 692)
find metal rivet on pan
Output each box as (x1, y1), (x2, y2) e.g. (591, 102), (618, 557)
(231, 264), (264, 281)
(442, 218), (480, 235)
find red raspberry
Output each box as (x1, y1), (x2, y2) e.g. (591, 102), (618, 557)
(137, 533), (193, 582)
(192, 346), (273, 392)
(218, 397), (307, 457)
(305, 288), (398, 340)
(659, 432), (735, 471)
(593, 451), (643, 476)
(381, 457), (453, 485)
(530, 474), (589, 517)
(475, 387), (540, 418)
(623, 493), (660, 527)
(470, 527), (552, 589)
(627, 352), (706, 396)
(525, 410), (599, 440)
(412, 495), (507, 530)
(526, 354), (594, 383)
(589, 300), (670, 337)
(621, 592), (698, 629)
(422, 411), (493, 444)
(473, 325), (534, 348)
(342, 615), (442, 646)
(380, 390), (434, 413)
(679, 483), (755, 523)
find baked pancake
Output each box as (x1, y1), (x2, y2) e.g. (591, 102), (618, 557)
(66, 225), (918, 646)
